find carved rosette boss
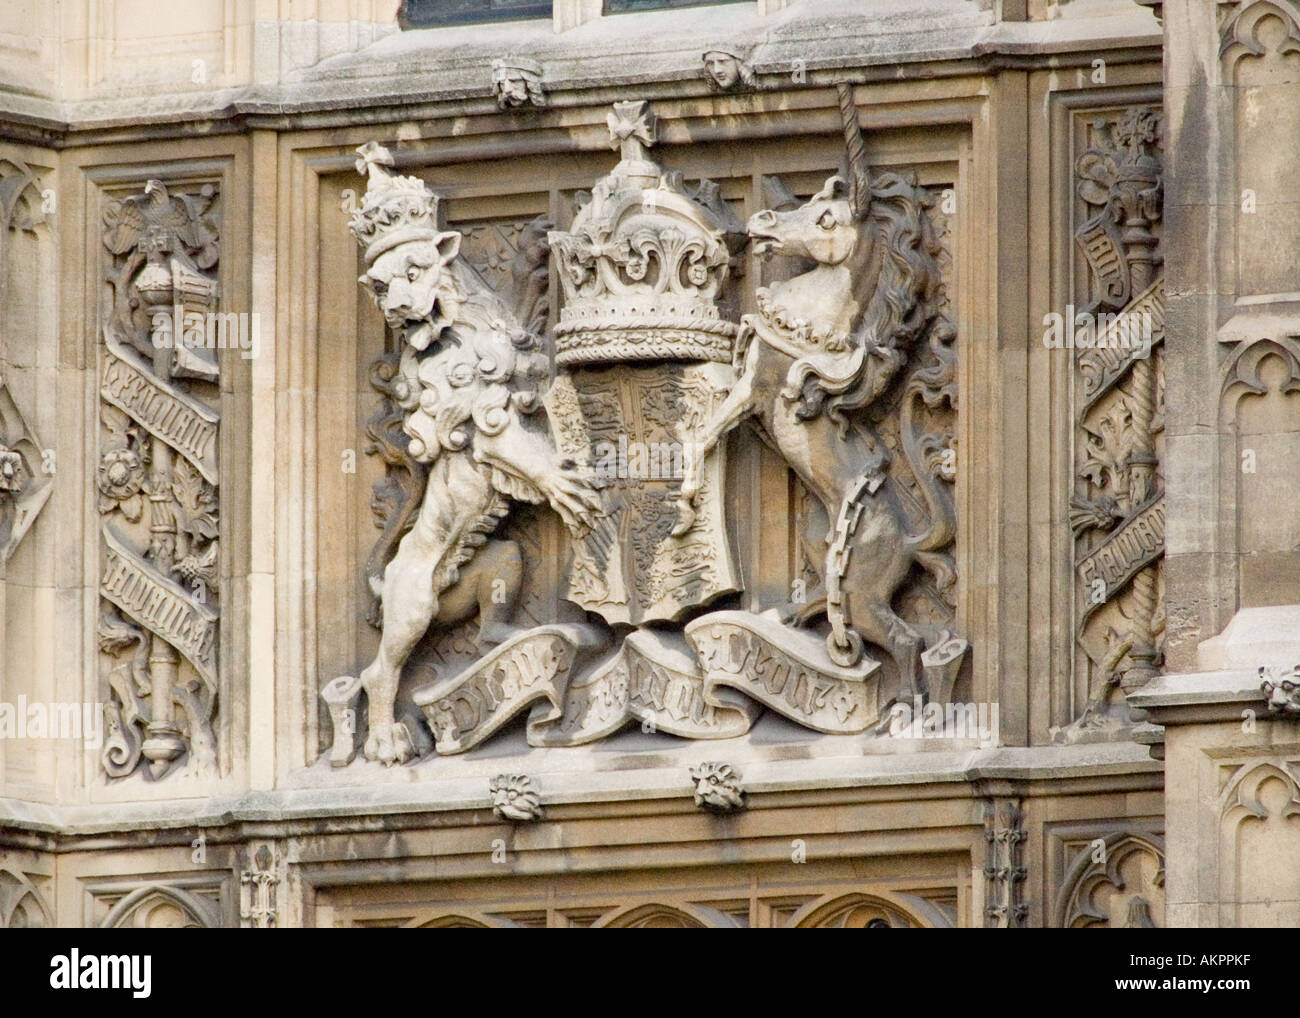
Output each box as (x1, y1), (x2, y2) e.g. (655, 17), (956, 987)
(547, 100), (743, 625)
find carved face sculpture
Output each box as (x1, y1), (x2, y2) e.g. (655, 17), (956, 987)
(490, 774), (542, 821)
(1262, 675), (1300, 715)
(496, 70), (532, 107)
(703, 51), (743, 91)
(690, 762), (744, 813)
(360, 232), (462, 347)
(747, 176), (859, 265)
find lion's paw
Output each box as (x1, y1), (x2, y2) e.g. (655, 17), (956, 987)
(364, 721), (414, 767)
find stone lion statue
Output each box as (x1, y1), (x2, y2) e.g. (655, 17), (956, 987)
(336, 142), (600, 765)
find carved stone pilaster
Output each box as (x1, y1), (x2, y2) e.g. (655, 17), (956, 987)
(98, 180), (222, 781)
(239, 842), (281, 928)
(1063, 106), (1167, 740)
(983, 799), (1028, 928)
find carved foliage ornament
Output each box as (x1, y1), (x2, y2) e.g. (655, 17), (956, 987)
(326, 89), (963, 765)
(98, 180), (222, 781)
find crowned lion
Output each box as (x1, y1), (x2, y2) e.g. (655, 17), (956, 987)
(335, 143), (600, 765)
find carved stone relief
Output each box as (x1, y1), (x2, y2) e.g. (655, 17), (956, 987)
(1063, 107), (1166, 740)
(324, 88), (964, 766)
(97, 180), (223, 781)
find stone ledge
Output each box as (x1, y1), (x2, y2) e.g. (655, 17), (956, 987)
(0, 740), (1159, 839)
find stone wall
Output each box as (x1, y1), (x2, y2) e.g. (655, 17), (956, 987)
(0, 0), (1212, 928)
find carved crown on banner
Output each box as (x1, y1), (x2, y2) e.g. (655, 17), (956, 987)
(548, 101), (739, 367)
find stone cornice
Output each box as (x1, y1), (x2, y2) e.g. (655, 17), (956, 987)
(0, 18), (1160, 148)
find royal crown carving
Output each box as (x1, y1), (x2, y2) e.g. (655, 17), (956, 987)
(350, 143), (444, 264)
(548, 101), (740, 367)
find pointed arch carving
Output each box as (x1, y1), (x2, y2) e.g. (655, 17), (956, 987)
(99, 884), (221, 929)
(591, 902), (741, 928)
(1221, 1), (1300, 71)
(1054, 832), (1166, 928)
(785, 890), (952, 929)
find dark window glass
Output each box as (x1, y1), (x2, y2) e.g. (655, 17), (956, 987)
(400, 0), (553, 29)
(605, 0), (744, 11)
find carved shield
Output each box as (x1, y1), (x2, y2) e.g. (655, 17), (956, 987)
(548, 361), (739, 625)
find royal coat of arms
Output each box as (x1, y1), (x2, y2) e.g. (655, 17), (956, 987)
(323, 87), (966, 767)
